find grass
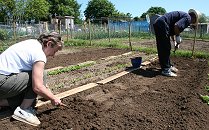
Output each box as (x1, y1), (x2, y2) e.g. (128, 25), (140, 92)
(65, 38), (209, 59)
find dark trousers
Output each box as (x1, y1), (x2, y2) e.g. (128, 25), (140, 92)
(153, 19), (172, 70)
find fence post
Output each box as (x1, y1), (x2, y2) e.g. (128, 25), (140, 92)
(192, 26), (198, 57)
(67, 27), (69, 42)
(108, 18), (110, 42)
(13, 20), (17, 43)
(58, 19), (61, 34)
(88, 19), (92, 45)
(128, 19), (132, 51)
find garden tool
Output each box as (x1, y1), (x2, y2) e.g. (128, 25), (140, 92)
(175, 35), (182, 43)
(173, 41), (180, 54)
(55, 102), (70, 109)
(59, 103), (70, 109)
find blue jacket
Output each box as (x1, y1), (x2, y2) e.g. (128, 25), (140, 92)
(155, 11), (191, 36)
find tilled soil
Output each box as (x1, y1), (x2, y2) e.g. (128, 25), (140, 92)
(0, 39), (209, 130)
(45, 47), (131, 69)
(1, 57), (209, 130)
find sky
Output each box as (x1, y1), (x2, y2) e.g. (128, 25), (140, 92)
(76, 0), (209, 19)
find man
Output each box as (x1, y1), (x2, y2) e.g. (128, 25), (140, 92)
(0, 32), (64, 126)
(153, 9), (198, 77)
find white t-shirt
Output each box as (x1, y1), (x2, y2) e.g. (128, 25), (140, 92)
(0, 39), (47, 75)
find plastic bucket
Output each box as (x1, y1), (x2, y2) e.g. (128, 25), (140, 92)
(131, 57), (142, 68)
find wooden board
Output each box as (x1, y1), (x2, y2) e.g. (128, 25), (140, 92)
(97, 67), (140, 85)
(97, 56), (158, 84)
(35, 83), (98, 107)
(36, 56), (158, 107)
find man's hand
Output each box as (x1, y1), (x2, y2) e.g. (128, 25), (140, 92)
(174, 41), (180, 49)
(173, 41), (180, 53)
(175, 35), (182, 44)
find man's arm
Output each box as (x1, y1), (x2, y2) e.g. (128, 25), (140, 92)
(171, 35), (175, 42)
(174, 24), (180, 36)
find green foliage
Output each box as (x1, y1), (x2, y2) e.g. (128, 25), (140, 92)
(74, 30), (152, 40)
(48, 0), (81, 24)
(140, 7), (166, 19)
(0, 0), (50, 22)
(0, 0), (16, 22)
(200, 95), (209, 104)
(48, 61), (96, 75)
(25, 0), (50, 21)
(134, 46), (157, 54)
(0, 0), (81, 23)
(64, 39), (91, 46)
(205, 85), (209, 92)
(147, 7), (166, 15)
(84, 0), (116, 22)
(133, 16), (140, 21)
(112, 11), (132, 18)
(0, 29), (9, 40)
(194, 51), (209, 59)
(170, 49), (209, 59)
(65, 36), (209, 59)
(199, 13), (208, 23)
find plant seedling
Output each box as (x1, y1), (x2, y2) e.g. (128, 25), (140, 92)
(200, 95), (209, 105)
(205, 85), (209, 92)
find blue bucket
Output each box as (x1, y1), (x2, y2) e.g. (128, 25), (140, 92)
(131, 57), (142, 68)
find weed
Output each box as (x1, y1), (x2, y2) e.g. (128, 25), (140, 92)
(205, 85), (209, 92)
(200, 95), (209, 105)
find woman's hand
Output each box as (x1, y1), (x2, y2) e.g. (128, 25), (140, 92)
(51, 98), (62, 106)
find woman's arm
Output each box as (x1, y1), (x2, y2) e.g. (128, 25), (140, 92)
(32, 61), (61, 106)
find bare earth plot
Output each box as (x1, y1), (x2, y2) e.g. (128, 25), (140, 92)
(0, 39), (209, 130)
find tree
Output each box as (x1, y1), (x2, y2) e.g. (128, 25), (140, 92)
(0, 0), (50, 23)
(25, 0), (50, 22)
(140, 7), (166, 19)
(199, 13), (208, 23)
(0, 0), (16, 22)
(47, 0), (81, 24)
(84, 0), (116, 22)
(133, 16), (140, 21)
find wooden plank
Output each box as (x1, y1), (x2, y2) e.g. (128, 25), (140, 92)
(97, 67), (139, 85)
(35, 83), (98, 107)
(56, 83), (98, 99)
(37, 56), (158, 107)
(97, 56), (158, 85)
(101, 52), (132, 60)
(141, 61), (151, 66)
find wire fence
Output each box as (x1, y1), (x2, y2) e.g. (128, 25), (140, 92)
(0, 17), (209, 52)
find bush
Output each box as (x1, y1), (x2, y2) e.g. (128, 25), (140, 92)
(0, 29), (9, 40)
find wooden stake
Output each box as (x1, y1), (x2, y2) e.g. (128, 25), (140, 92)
(192, 27), (197, 57)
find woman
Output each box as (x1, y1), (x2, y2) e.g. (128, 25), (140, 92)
(0, 32), (64, 126)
